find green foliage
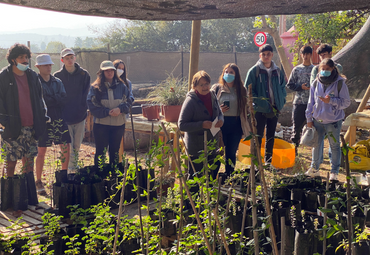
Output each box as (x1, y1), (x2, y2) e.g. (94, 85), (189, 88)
(148, 75), (188, 105)
(91, 18), (258, 52)
(293, 10), (369, 59)
(43, 41), (66, 53)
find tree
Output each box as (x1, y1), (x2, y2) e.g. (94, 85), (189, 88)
(75, 37), (83, 48)
(91, 18), (259, 53)
(43, 41), (66, 53)
(40, 42), (47, 52)
(200, 18), (256, 52)
(254, 15), (293, 78)
(30, 44), (41, 53)
(293, 10), (369, 52)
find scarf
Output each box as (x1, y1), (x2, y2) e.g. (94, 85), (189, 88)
(318, 68), (339, 85)
(195, 90), (213, 117)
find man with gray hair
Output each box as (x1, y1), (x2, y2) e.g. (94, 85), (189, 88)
(54, 48), (90, 172)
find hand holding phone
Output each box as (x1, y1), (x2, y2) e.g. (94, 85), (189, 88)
(223, 101), (230, 107)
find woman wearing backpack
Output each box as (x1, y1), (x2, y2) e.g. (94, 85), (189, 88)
(211, 63), (250, 177)
(305, 58), (351, 181)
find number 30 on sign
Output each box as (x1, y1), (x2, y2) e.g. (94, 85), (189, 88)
(254, 32), (267, 47)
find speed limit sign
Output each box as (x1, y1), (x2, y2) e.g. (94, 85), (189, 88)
(254, 32), (267, 47)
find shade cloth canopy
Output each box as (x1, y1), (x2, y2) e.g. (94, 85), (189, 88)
(1, 0), (370, 20)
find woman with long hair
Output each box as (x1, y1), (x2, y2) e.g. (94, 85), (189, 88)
(211, 63), (250, 177)
(87, 60), (132, 165)
(305, 58), (350, 181)
(178, 70), (224, 180)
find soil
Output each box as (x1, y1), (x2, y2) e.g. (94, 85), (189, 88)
(1, 128), (368, 206)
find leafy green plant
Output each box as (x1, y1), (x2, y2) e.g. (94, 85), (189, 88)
(148, 75), (187, 105)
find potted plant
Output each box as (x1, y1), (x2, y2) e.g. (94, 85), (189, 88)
(155, 174), (175, 197)
(148, 75), (187, 122)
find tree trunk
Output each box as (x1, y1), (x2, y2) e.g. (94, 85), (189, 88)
(268, 15), (293, 79)
(333, 16), (370, 98)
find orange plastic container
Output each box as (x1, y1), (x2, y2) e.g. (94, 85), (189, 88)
(237, 138), (295, 169)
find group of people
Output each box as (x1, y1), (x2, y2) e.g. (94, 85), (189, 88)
(179, 43), (350, 182)
(0, 43), (133, 203)
(0, 41), (350, 205)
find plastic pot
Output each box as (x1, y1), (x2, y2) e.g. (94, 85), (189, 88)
(303, 190), (318, 211)
(55, 170), (68, 185)
(163, 105), (182, 122)
(91, 180), (105, 205)
(25, 171), (38, 205)
(59, 182), (74, 218)
(160, 210), (177, 236)
(353, 242), (370, 255)
(120, 238), (141, 255)
(53, 183), (62, 208)
(291, 188), (303, 201)
(13, 175), (28, 211)
(0, 177), (13, 211)
(74, 183), (91, 209)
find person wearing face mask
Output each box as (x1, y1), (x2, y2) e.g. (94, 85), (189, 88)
(112, 59), (134, 147)
(87, 61), (132, 165)
(0, 43), (48, 206)
(178, 71), (224, 180)
(305, 58), (350, 181)
(211, 63), (250, 177)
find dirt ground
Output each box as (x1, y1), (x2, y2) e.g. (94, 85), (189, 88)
(1, 128), (369, 206)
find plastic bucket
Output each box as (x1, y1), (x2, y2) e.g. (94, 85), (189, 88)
(237, 138), (295, 169)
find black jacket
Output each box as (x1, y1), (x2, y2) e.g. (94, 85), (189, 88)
(39, 74), (67, 121)
(0, 65), (47, 140)
(54, 63), (90, 125)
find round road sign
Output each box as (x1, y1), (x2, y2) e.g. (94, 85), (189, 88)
(254, 32), (267, 47)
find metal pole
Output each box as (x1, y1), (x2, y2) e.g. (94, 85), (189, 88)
(181, 45), (184, 79)
(188, 20), (201, 91)
(233, 46), (237, 65)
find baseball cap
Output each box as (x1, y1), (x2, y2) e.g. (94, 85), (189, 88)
(35, 54), (54, 66)
(100, 60), (116, 70)
(61, 48), (75, 58)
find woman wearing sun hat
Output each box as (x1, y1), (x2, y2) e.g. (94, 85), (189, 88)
(87, 60), (132, 165)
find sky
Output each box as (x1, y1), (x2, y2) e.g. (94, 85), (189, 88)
(0, 3), (121, 33)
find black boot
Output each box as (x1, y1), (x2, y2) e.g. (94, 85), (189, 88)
(25, 172), (39, 205)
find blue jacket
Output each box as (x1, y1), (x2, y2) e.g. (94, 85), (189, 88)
(244, 60), (287, 113)
(87, 79), (132, 126)
(39, 74), (67, 121)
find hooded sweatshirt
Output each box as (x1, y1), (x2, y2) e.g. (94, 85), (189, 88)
(54, 63), (90, 125)
(305, 75), (350, 124)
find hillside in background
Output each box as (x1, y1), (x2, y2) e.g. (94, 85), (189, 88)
(0, 27), (96, 49)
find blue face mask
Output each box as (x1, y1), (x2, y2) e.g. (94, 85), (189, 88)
(223, 73), (235, 83)
(16, 62), (29, 71)
(320, 70), (331, 77)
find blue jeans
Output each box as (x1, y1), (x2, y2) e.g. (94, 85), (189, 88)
(311, 119), (342, 174)
(68, 120), (86, 170)
(221, 116), (243, 176)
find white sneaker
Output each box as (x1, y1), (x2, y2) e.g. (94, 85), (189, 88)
(305, 168), (320, 177)
(329, 173), (338, 181)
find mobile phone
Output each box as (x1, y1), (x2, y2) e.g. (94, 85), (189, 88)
(223, 101), (230, 107)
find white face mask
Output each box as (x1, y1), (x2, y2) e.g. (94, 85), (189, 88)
(117, 69), (124, 77)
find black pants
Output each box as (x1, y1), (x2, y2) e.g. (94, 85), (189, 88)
(188, 154), (220, 180)
(93, 123), (125, 165)
(221, 116), (243, 176)
(255, 112), (279, 163)
(291, 104), (307, 147)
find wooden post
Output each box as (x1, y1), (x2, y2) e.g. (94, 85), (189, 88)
(322, 172), (330, 255)
(181, 45), (184, 79)
(344, 84), (370, 145)
(188, 20), (201, 91)
(341, 134), (352, 255)
(27, 41), (31, 68)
